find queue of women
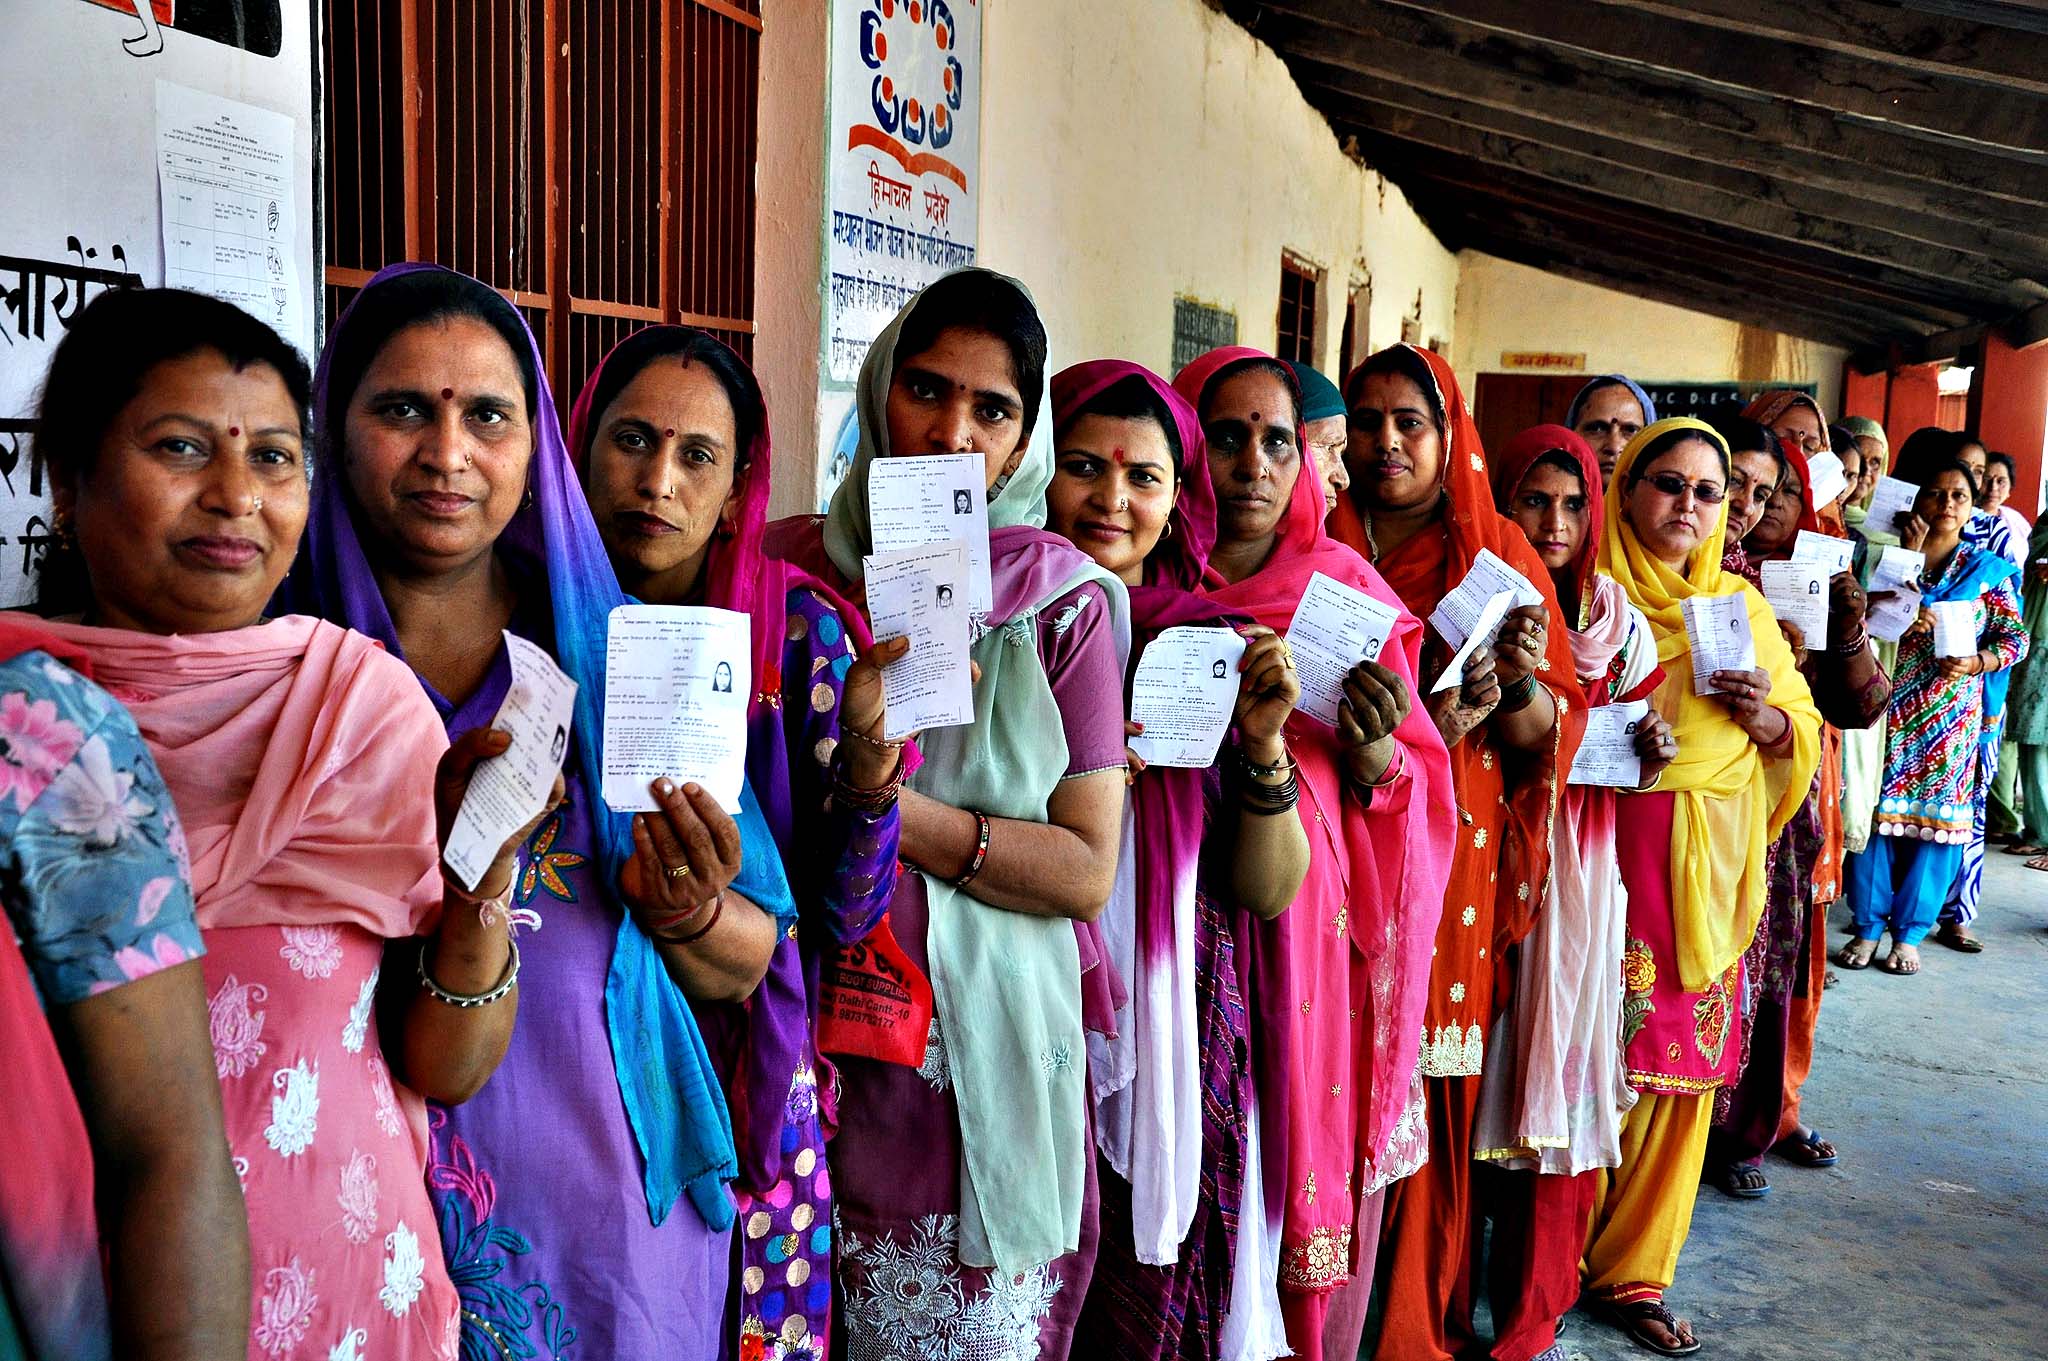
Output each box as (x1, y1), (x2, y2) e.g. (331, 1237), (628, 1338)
(2, 261), (2039, 1361)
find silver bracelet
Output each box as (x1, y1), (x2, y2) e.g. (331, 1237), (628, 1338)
(416, 937), (520, 1008)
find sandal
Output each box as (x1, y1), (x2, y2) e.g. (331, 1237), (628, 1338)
(1933, 922), (1983, 953)
(1590, 1297), (1702, 1356)
(1833, 940), (1878, 970)
(1714, 1160), (1772, 1198)
(2027, 856), (2048, 873)
(1773, 1128), (1839, 1167)
(2002, 843), (2047, 856)
(1882, 947), (1921, 976)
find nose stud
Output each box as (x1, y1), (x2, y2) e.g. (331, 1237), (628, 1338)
(252, 497), (264, 511)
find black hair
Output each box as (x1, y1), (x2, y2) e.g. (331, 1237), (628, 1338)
(1709, 416), (1778, 480)
(1345, 345), (1444, 434)
(34, 287), (311, 490)
(322, 270), (539, 458)
(1064, 375), (1185, 475)
(894, 271), (1047, 441)
(577, 326), (762, 476)
(1987, 450), (2017, 479)
(1914, 456), (1981, 503)
(1827, 424), (1862, 464)
(1891, 426), (1969, 487)
(1530, 449), (1586, 485)
(32, 288), (311, 615)
(1197, 357), (1300, 434)
(1628, 425), (1730, 485)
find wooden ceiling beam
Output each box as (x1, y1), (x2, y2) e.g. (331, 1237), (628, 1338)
(1591, 0), (2048, 95)
(1371, 149), (1998, 322)
(1315, 93), (2048, 290)
(1243, 4), (2048, 204)
(1297, 76), (2048, 270)
(1373, 0), (2048, 153)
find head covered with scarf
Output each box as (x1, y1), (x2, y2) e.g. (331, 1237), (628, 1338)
(1565, 374), (1658, 432)
(822, 268), (1131, 1275)
(1600, 418), (1821, 990)
(1174, 344), (1456, 1281)
(1490, 423), (1607, 632)
(281, 262), (795, 1232)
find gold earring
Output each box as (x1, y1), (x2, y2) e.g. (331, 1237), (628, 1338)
(50, 508), (77, 548)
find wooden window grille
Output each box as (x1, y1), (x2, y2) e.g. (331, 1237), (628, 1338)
(322, 0), (761, 419)
(1276, 256), (1319, 366)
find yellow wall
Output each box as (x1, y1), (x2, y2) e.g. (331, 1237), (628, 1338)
(755, 0), (1462, 513)
(1451, 252), (1850, 418)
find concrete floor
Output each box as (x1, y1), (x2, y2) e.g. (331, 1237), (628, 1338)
(1554, 849), (2048, 1361)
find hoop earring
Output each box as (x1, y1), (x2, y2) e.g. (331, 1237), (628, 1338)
(522, 485), (535, 511)
(1162, 519), (1176, 539)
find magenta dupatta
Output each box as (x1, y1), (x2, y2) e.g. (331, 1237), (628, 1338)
(1176, 347), (1456, 1290)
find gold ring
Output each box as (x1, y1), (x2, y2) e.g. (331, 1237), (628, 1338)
(666, 863), (692, 880)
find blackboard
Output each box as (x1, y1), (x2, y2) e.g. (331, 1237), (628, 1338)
(1640, 381), (1817, 425)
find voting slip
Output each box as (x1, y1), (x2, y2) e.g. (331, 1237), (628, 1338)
(1803, 451), (1848, 510)
(1426, 548), (1543, 651)
(1928, 599), (1979, 659)
(1864, 546), (1926, 642)
(1865, 476), (1920, 539)
(1432, 589), (1517, 694)
(1129, 627), (1248, 768)
(1284, 570), (1401, 725)
(1568, 699), (1649, 788)
(867, 454), (994, 613)
(1788, 530), (1855, 578)
(864, 543), (975, 740)
(1682, 593), (1756, 696)
(1760, 562), (1830, 648)
(444, 632), (579, 891)
(601, 605), (749, 815)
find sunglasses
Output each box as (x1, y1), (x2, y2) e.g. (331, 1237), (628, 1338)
(1640, 471), (1727, 504)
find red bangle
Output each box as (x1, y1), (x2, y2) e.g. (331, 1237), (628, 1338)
(950, 811), (991, 888)
(650, 892), (724, 946)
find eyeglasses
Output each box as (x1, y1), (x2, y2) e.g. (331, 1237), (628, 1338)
(1640, 471), (1727, 504)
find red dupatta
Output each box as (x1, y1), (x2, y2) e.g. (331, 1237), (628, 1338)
(1335, 345), (1584, 958)
(1175, 347), (1457, 1293)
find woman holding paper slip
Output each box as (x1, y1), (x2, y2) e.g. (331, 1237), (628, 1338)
(777, 270), (1131, 1360)
(1479, 424), (1674, 1361)
(569, 323), (907, 1357)
(1043, 359), (1310, 1359)
(1581, 417), (1819, 1356)
(1842, 459), (2027, 976)
(21, 285), (552, 1358)
(1173, 345), (1456, 1361)
(1712, 419), (1890, 1196)
(1331, 344), (1585, 1361)
(283, 265), (804, 1359)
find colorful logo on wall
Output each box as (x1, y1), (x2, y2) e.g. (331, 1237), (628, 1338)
(77, 0), (283, 58)
(850, 0), (968, 189)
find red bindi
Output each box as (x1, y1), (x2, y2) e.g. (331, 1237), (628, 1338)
(227, 426), (240, 437)
(441, 387), (455, 400)
(1111, 446), (1126, 464)
(1250, 411), (1262, 423)
(665, 427), (676, 438)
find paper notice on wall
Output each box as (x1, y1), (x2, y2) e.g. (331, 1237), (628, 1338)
(601, 605), (750, 814)
(1682, 593), (1756, 696)
(1284, 570), (1401, 725)
(1129, 626), (1247, 769)
(443, 633), (579, 891)
(156, 80), (304, 347)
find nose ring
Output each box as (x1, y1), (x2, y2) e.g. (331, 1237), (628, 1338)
(252, 497), (264, 511)
(463, 452), (474, 470)
(1116, 496), (1129, 512)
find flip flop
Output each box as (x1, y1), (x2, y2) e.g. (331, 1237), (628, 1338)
(2001, 843), (2047, 856)
(1882, 951), (1921, 976)
(1774, 1129), (1839, 1168)
(2027, 856), (2048, 872)
(1833, 943), (1876, 970)
(1590, 1297), (1703, 1357)
(1714, 1161), (1772, 1198)
(1933, 923), (1983, 954)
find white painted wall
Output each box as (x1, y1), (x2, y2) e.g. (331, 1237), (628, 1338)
(754, 0), (1462, 512)
(1451, 252), (1849, 417)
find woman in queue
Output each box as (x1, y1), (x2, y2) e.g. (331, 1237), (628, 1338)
(1330, 344), (1583, 1361)
(1042, 359), (1309, 1358)
(1176, 346), (1455, 1361)
(771, 269), (1128, 1359)
(569, 324), (903, 1354)
(1474, 425), (1674, 1361)
(28, 284), (543, 1357)
(1841, 456), (2027, 975)
(1582, 418), (1820, 1357)
(282, 264), (805, 1357)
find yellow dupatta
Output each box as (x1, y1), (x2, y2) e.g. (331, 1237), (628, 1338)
(1599, 419), (1822, 991)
